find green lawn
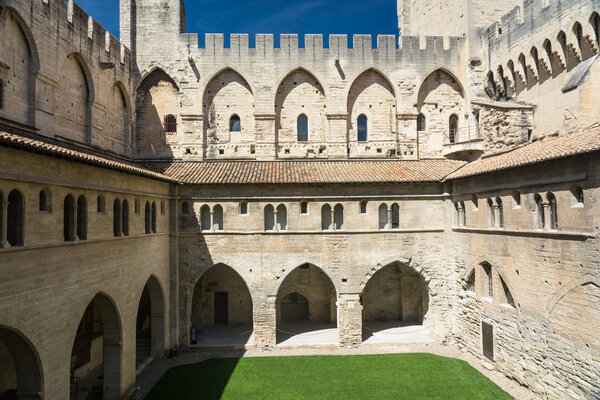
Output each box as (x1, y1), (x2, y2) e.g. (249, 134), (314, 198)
(146, 353), (513, 400)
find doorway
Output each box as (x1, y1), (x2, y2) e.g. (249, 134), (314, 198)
(214, 292), (229, 324)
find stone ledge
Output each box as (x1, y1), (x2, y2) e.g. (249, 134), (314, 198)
(178, 228), (445, 236)
(452, 227), (595, 240)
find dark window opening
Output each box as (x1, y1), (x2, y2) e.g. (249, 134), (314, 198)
(360, 201), (367, 214)
(113, 199), (122, 237)
(240, 201), (248, 215)
(357, 114), (368, 142)
(496, 197), (504, 228)
(449, 114), (459, 143)
(300, 201), (308, 215)
(164, 114), (177, 133)
(97, 196), (105, 213)
(230, 114), (241, 132)
(0, 80), (4, 109)
(7, 190), (24, 247)
(547, 193), (558, 230)
(151, 202), (157, 233)
(145, 202), (151, 234)
(297, 114), (308, 142)
(417, 113), (426, 131)
(534, 194), (545, 229)
(482, 322), (494, 360)
(77, 196), (87, 240)
(64, 195), (76, 242)
(39, 190), (48, 212)
(572, 185), (584, 205)
(122, 200), (129, 237)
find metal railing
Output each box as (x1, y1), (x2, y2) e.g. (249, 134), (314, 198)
(446, 124), (481, 145)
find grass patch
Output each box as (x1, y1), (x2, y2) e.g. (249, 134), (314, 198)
(146, 353), (513, 400)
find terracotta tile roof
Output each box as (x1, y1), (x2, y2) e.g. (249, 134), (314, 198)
(142, 159), (466, 184)
(446, 126), (600, 180)
(0, 131), (176, 182)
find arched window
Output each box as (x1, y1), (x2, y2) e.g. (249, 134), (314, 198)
(297, 114), (308, 142)
(557, 31), (568, 57)
(571, 185), (584, 206)
(135, 199), (140, 214)
(547, 193), (558, 230)
(181, 202), (189, 215)
(333, 204), (344, 230)
(77, 196), (87, 240)
(359, 200), (367, 214)
(64, 195), (76, 242)
(7, 190), (24, 247)
(449, 114), (459, 143)
(264, 205), (275, 231)
(487, 198), (495, 228)
(300, 201), (308, 215)
(276, 204), (287, 231)
(378, 204), (389, 230)
(200, 205), (211, 231)
(512, 191), (521, 208)
(240, 201), (248, 215)
(39, 190), (49, 212)
(357, 114), (368, 142)
(496, 197), (503, 228)
(573, 22), (583, 50)
(534, 194), (545, 229)
(321, 204), (332, 231)
(591, 13), (600, 47)
(500, 277), (515, 308)
(97, 195), (105, 213)
(391, 203), (399, 229)
(122, 200), (129, 237)
(164, 114), (177, 133)
(460, 202), (466, 226)
(229, 114), (241, 132)
(482, 263), (493, 299)
(417, 113), (426, 131)
(213, 205), (224, 231)
(151, 202), (157, 233)
(113, 199), (122, 237)
(145, 202), (151, 234)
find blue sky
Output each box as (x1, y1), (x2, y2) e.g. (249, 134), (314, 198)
(75, 0), (398, 48)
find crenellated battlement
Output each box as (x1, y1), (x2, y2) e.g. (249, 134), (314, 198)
(180, 32), (464, 59)
(485, 0), (599, 73)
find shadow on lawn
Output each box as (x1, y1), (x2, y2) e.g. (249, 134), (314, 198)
(146, 351), (246, 400)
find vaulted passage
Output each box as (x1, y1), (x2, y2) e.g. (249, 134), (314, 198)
(135, 276), (166, 367)
(190, 264), (253, 347)
(0, 326), (42, 400)
(361, 261), (431, 343)
(276, 263), (337, 345)
(70, 294), (121, 400)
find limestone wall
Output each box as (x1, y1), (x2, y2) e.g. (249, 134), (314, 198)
(0, 0), (135, 156)
(0, 146), (173, 399)
(450, 155), (600, 400)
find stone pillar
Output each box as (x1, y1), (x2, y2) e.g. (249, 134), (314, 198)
(337, 293), (363, 346)
(387, 208), (392, 229)
(274, 210), (279, 232)
(210, 211), (214, 232)
(1, 201), (9, 248)
(543, 202), (550, 230)
(253, 297), (277, 348)
(330, 209), (335, 231)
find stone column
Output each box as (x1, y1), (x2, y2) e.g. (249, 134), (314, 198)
(337, 293), (363, 346)
(210, 211), (214, 232)
(387, 208), (392, 230)
(274, 210), (279, 232)
(330, 209), (335, 231)
(543, 202), (550, 231)
(1, 201), (9, 248)
(493, 205), (500, 228)
(253, 297), (277, 348)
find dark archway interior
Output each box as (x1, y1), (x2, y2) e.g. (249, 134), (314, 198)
(361, 262), (429, 342)
(136, 286), (152, 366)
(0, 327), (42, 400)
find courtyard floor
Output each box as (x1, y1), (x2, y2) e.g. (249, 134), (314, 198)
(145, 353), (513, 399)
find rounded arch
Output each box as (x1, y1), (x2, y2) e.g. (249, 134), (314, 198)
(361, 256), (431, 292)
(135, 274), (167, 360)
(273, 262), (339, 297)
(188, 262), (255, 344)
(0, 6), (40, 125)
(273, 66), (328, 100)
(136, 64), (182, 93)
(466, 260), (520, 312)
(275, 67), (327, 149)
(0, 324), (44, 399)
(69, 291), (122, 400)
(344, 67), (396, 104)
(202, 66), (255, 97)
(416, 67), (465, 105)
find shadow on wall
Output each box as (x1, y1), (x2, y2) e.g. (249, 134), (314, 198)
(145, 356), (245, 400)
(135, 69), (177, 160)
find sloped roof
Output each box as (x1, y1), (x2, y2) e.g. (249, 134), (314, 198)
(142, 159), (466, 184)
(0, 131), (177, 182)
(446, 126), (600, 180)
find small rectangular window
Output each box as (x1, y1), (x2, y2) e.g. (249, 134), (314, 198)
(300, 201), (308, 214)
(240, 202), (248, 215)
(0, 80), (4, 109)
(482, 322), (494, 360)
(360, 201), (367, 214)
